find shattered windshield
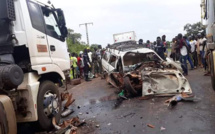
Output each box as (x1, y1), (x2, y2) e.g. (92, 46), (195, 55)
(123, 52), (161, 71)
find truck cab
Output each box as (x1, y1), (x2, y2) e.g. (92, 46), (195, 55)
(0, 0), (70, 132)
(202, 0), (215, 90)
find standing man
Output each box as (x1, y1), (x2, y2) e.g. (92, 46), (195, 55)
(97, 45), (103, 75)
(83, 49), (91, 81)
(70, 53), (77, 79)
(146, 40), (151, 48)
(190, 36), (198, 68)
(92, 48), (99, 77)
(178, 34), (188, 75)
(202, 34), (208, 75)
(183, 36), (194, 70)
(170, 38), (176, 61)
(139, 39), (144, 47)
(196, 34), (202, 67)
(77, 51), (84, 78)
(155, 37), (165, 59)
(153, 41), (157, 51)
(162, 35), (167, 47)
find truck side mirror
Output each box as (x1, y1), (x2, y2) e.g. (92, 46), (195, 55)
(0, 0), (16, 21)
(55, 9), (68, 38)
(56, 9), (66, 26)
(60, 26), (68, 40)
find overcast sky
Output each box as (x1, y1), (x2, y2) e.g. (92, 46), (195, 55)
(49, 0), (201, 46)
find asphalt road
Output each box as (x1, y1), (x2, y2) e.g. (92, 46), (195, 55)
(67, 68), (215, 134)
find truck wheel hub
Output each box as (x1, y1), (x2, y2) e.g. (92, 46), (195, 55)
(43, 91), (59, 117)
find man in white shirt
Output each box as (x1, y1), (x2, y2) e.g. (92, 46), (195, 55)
(190, 36), (198, 68)
(178, 33), (188, 75)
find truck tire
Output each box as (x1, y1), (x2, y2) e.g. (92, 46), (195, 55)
(37, 81), (61, 131)
(210, 52), (215, 90)
(124, 76), (138, 96)
(0, 95), (17, 134)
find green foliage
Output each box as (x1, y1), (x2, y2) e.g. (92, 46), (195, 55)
(184, 22), (206, 37)
(67, 28), (89, 55)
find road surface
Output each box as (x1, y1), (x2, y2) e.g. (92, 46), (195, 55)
(67, 68), (215, 134)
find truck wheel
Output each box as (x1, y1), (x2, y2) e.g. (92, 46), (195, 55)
(124, 76), (138, 96)
(210, 52), (215, 90)
(37, 81), (61, 131)
(0, 95), (17, 134)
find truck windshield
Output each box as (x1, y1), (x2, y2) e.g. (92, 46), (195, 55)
(42, 8), (62, 39)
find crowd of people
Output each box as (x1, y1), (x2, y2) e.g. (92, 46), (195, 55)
(70, 45), (103, 82)
(138, 35), (168, 60)
(70, 33), (209, 82)
(170, 33), (208, 76)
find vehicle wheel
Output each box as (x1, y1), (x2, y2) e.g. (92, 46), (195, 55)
(210, 52), (215, 90)
(0, 95), (17, 134)
(124, 76), (138, 96)
(37, 81), (61, 131)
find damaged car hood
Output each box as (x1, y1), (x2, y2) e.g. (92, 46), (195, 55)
(141, 69), (192, 96)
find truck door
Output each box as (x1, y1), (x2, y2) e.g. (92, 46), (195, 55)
(27, 1), (52, 65)
(41, 7), (70, 71)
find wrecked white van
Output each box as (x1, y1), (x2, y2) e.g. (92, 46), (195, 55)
(102, 44), (192, 97)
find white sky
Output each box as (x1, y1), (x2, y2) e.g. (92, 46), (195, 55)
(48, 0), (201, 46)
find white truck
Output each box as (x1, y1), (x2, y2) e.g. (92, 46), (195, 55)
(201, 0), (215, 90)
(0, 0), (70, 133)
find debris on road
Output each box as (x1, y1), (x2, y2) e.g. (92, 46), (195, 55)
(96, 124), (100, 128)
(52, 116), (85, 134)
(71, 78), (82, 85)
(61, 109), (74, 118)
(61, 92), (75, 109)
(61, 92), (75, 117)
(114, 97), (124, 108)
(165, 92), (197, 108)
(107, 123), (112, 126)
(160, 126), (166, 131)
(116, 112), (135, 119)
(118, 90), (128, 100)
(147, 124), (155, 128)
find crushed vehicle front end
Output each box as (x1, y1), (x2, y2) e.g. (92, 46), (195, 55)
(107, 48), (192, 97)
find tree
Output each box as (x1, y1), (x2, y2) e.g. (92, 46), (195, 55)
(184, 22), (206, 37)
(67, 28), (88, 55)
(67, 29), (82, 44)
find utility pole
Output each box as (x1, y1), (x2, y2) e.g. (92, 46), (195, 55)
(79, 22), (93, 45)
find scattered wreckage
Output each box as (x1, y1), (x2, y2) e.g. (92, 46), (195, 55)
(102, 42), (192, 97)
(48, 92), (86, 134)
